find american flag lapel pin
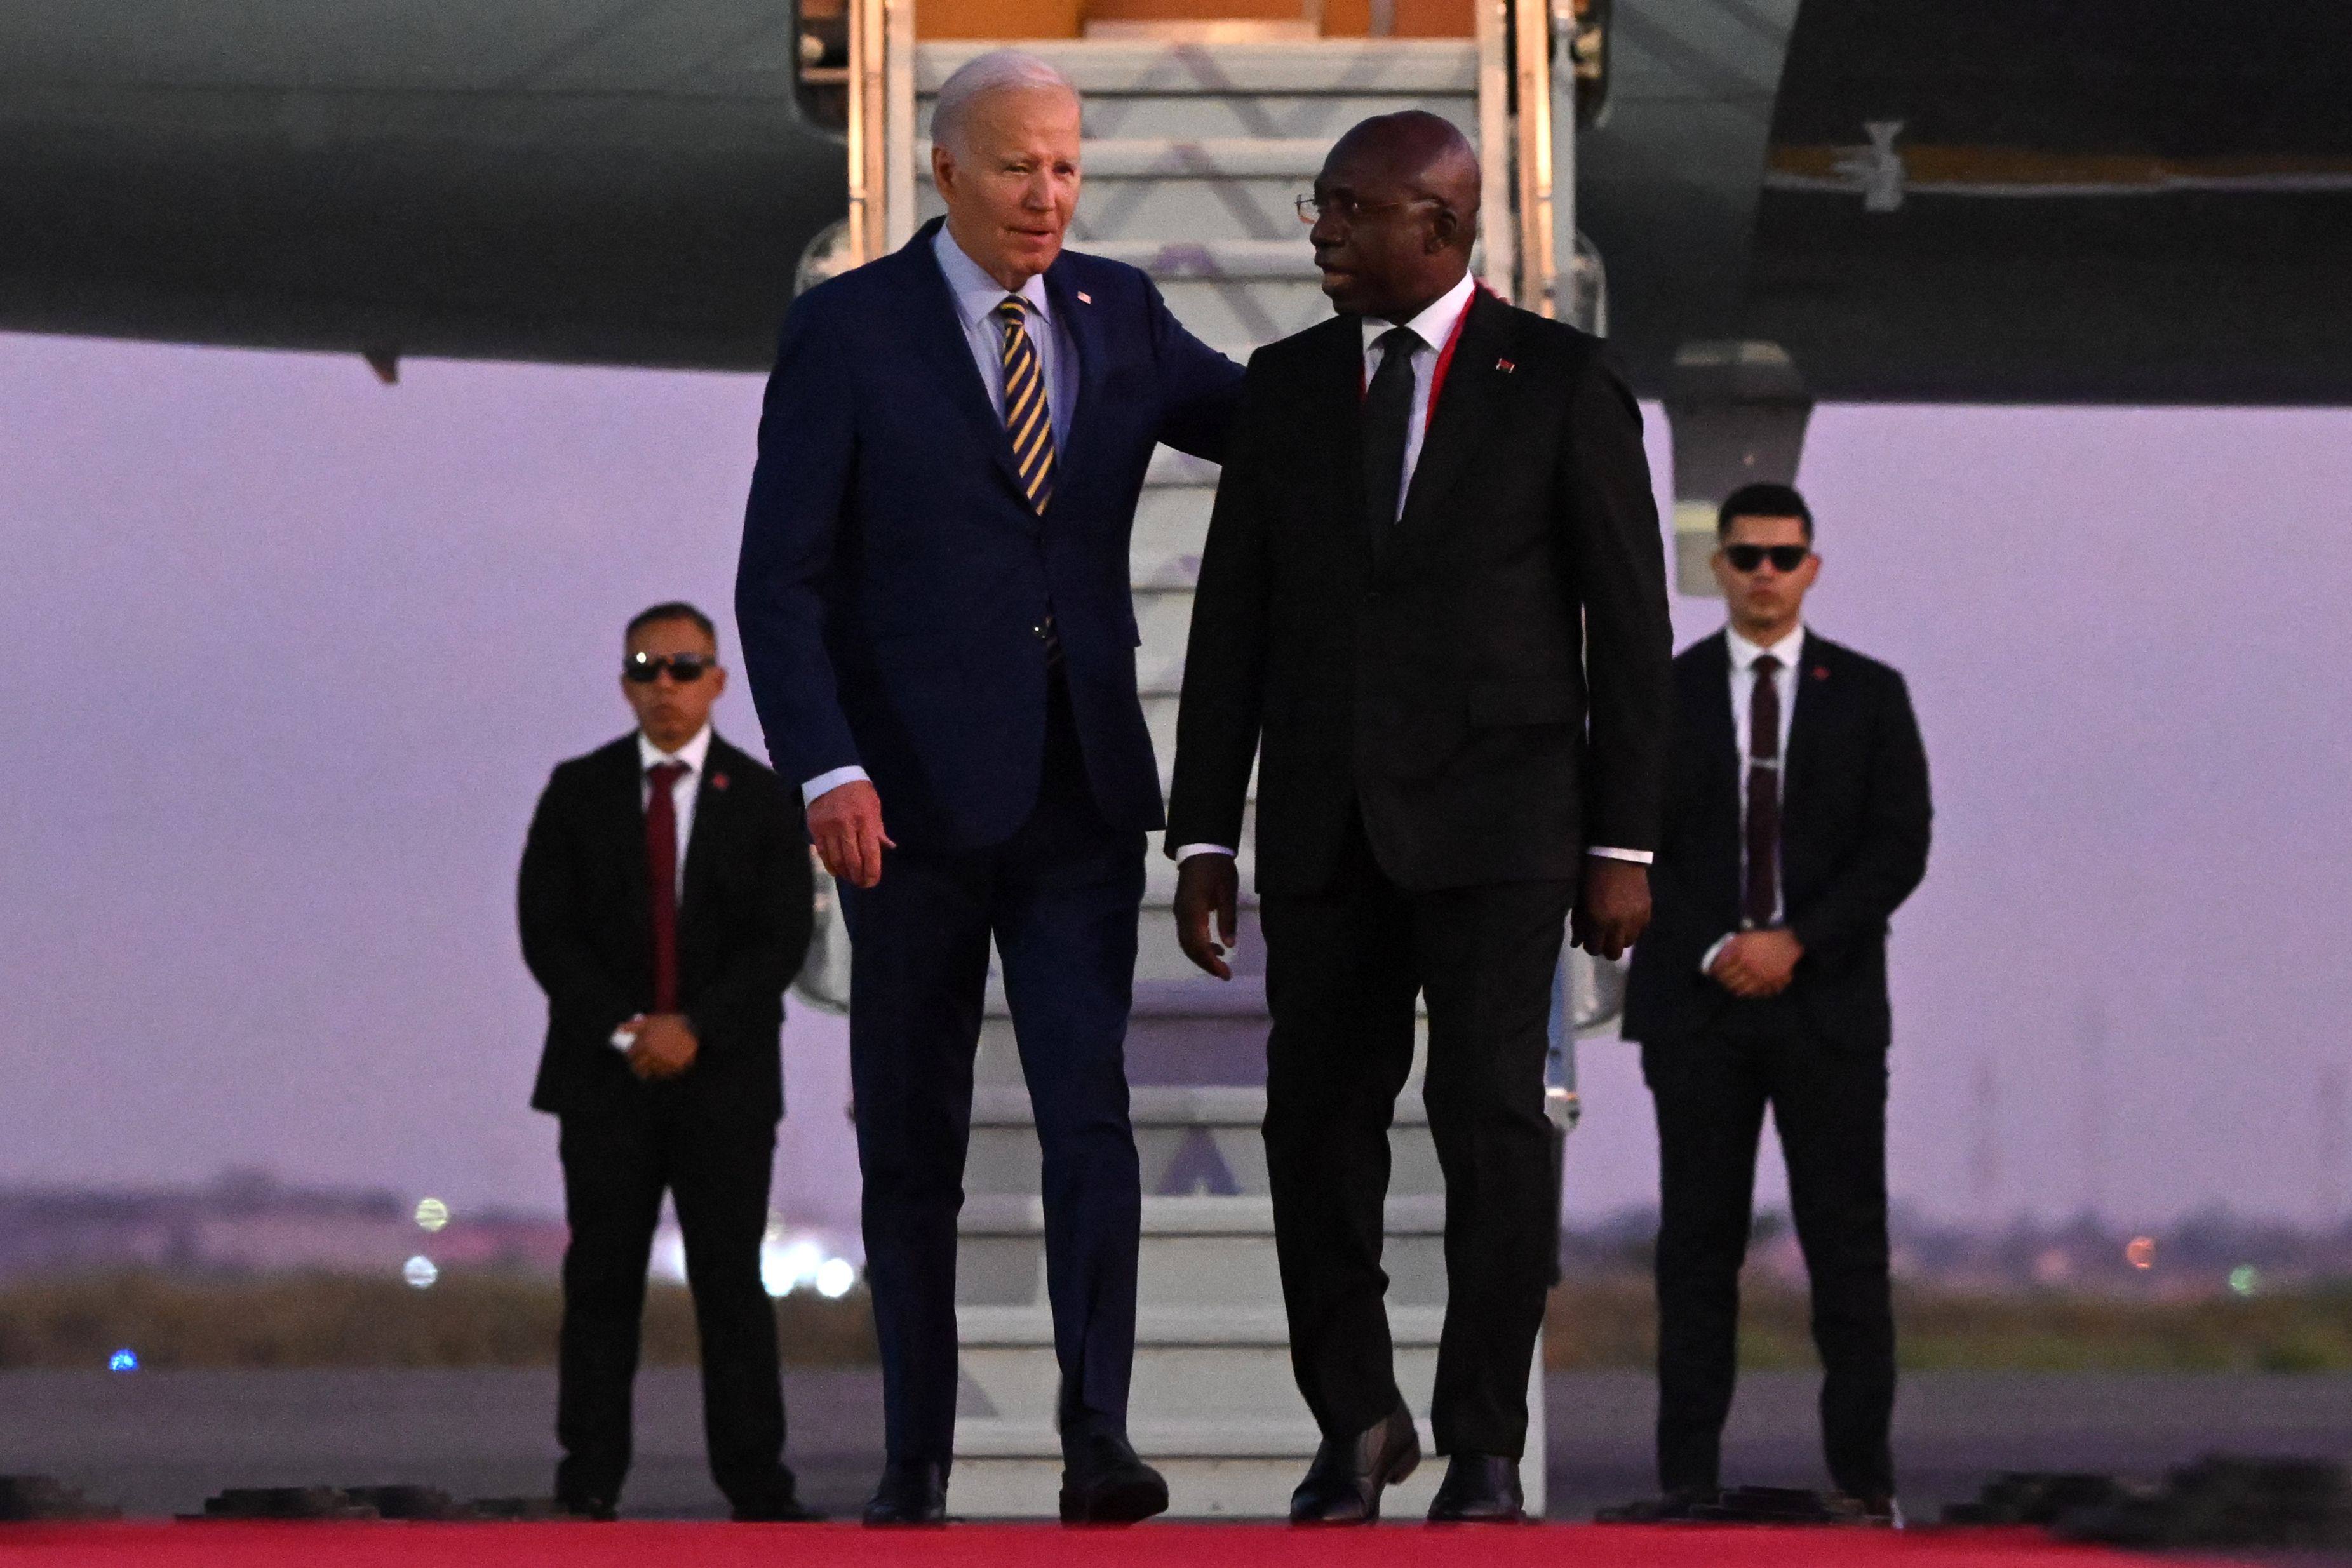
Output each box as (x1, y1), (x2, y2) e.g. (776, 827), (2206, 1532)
(1076, 290), (1092, 304)
(1495, 357), (1515, 373)
(1811, 666), (1830, 681)
(711, 772), (731, 791)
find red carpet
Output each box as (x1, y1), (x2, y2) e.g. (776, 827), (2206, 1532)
(0, 1523), (2248, 1567)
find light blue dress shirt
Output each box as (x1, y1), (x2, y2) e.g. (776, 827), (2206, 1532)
(932, 223), (1079, 457)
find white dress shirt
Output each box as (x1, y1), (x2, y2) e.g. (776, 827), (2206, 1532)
(1174, 270), (1646, 869)
(1361, 269), (1476, 520)
(1700, 622), (1805, 972)
(801, 225), (1083, 815)
(638, 724), (713, 898)
(615, 724), (713, 1049)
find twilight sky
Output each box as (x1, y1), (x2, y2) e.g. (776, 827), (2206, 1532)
(3, 331), (2348, 1233)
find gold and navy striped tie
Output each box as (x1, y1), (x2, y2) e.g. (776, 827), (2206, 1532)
(997, 296), (1054, 514)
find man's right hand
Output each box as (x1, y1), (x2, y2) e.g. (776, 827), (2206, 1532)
(1174, 853), (1240, 981)
(808, 779), (894, 888)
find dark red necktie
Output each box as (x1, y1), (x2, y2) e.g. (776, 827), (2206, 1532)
(1744, 655), (1782, 929)
(645, 761), (689, 1012)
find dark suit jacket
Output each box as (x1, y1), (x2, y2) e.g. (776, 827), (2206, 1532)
(734, 218), (1244, 854)
(1623, 631), (1932, 1052)
(1164, 288), (1673, 894)
(520, 732), (813, 1124)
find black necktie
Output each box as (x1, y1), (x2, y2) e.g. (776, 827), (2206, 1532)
(1362, 325), (1421, 543)
(1744, 654), (1782, 928)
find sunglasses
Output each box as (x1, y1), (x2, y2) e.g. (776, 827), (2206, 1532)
(1722, 544), (1811, 573)
(624, 652), (716, 683)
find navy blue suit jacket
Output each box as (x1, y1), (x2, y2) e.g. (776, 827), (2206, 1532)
(736, 219), (1244, 854)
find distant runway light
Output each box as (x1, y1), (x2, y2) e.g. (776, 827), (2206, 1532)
(2125, 1236), (2156, 1270)
(415, 1198), (450, 1233)
(403, 1255), (440, 1289)
(2229, 1264), (2259, 1297)
(815, 1258), (857, 1299)
(108, 1348), (140, 1373)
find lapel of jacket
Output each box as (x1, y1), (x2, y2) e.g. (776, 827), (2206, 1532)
(1782, 628), (1836, 810)
(906, 219), (1028, 501)
(1689, 632), (1741, 820)
(1042, 258), (1099, 481)
(1384, 288), (1511, 568)
(1301, 315), (1368, 567)
(677, 735), (732, 934)
(603, 736), (655, 955)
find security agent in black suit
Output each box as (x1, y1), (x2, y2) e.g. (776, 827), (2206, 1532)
(1166, 114), (1673, 1524)
(1622, 485), (1932, 1519)
(519, 602), (816, 1522)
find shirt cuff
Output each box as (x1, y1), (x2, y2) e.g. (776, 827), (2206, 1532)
(1698, 934), (1733, 975)
(1587, 846), (1653, 864)
(1174, 843), (1237, 862)
(610, 1018), (642, 1053)
(803, 765), (870, 808)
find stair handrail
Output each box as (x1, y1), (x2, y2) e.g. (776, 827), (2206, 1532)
(1510, 0), (1560, 318)
(845, 0), (915, 264)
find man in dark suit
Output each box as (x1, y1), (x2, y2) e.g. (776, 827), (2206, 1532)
(734, 49), (1242, 1525)
(1623, 482), (1932, 1520)
(1165, 112), (1672, 1524)
(519, 600), (815, 1522)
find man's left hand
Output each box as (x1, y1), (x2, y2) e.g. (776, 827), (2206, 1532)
(1712, 929), (1803, 997)
(1572, 857), (1651, 960)
(628, 1014), (699, 1080)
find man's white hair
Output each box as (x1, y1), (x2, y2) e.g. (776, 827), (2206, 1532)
(931, 49), (1080, 157)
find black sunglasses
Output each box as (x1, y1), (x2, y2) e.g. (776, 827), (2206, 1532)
(624, 652), (715, 683)
(1723, 544), (1811, 573)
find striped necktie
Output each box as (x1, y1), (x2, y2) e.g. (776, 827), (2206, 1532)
(997, 296), (1054, 514)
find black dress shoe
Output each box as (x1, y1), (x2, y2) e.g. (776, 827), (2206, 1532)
(863, 1460), (948, 1527)
(1428, 1454), (1526, 1522)
(730, 1475), (821, 1522)
(1059, 1431), (1170, 1525)
(1290, 1405), (1420, 1525)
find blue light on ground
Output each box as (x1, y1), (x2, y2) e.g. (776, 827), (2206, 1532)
(108, 1348), (139, 1372)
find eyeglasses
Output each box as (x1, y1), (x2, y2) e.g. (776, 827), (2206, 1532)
(1722, 544), (1811, 573)
(624, 652), (716, 683)
(1295, 192), (1434, 225)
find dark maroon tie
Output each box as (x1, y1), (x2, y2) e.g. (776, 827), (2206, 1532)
(1744, 655), (1782, 929)
(646, 761), (689, 1012)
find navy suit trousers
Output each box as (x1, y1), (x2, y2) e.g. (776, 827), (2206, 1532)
(838, 674), (1146, 1466)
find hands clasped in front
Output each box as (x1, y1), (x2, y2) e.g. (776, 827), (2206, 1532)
(615, 1013), (700, 1081)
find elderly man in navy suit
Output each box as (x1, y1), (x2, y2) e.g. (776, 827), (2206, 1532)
(736, 48), (1242, 1526)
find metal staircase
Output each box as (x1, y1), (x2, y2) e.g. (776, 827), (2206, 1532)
(800, 6), (1599, 1518)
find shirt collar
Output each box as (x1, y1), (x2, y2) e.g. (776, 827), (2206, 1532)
(1726, 623), (1806, 672)
(638, 724), (713, 777)
(1361, 269), (1477, 359)
(935, 223), (1052, 333)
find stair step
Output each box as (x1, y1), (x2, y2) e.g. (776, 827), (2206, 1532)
(976, 1082), (1428, 1125)
(962, 1194), (1445, 1233)
(959, 1304), (1445, 1346)
(921, 137), (1336, 178)
(916, 39), (1477, 97)
(1084, 238), (1322, 280)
